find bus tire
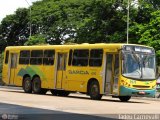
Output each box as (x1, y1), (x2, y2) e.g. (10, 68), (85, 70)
(119, 96), (131, 102)
(23, 77), (32, 93)
(32, 77), (41, 94)
(89, 81), (102, 100)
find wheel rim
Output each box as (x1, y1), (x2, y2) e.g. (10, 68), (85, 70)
(91, 84), (98, 96)
(34, 81), (40, 91)
(25, 80), (31, 91)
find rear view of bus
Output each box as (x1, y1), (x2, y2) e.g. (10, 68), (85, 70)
(118, 45), (156, 101)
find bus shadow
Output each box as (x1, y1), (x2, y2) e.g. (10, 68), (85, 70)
(0, 89), (24, 93)
(46, 92), (148, 104)
(66, 95), (148, 104)
(0, 89), (148, 104)
(0, 102), (117, 120)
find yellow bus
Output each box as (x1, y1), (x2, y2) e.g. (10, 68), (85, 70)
(2, 43), (156, 102)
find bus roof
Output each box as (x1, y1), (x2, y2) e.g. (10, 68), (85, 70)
(5, 43), (153, 51)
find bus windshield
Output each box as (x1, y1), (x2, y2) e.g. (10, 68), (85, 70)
(122, 52), (156, 80)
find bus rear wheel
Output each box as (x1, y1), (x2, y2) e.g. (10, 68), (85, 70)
(32, 77), (41, 94)
(23, 77), (32, 93)
(89, 81), (102, 100)
(119, 96), (131, 102)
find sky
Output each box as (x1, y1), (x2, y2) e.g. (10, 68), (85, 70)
(0, 0), (39, 22)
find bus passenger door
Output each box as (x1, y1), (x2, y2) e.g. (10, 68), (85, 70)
(105, 54), (113, 94)
(56, 53), (67, 89)
(112, 54), (119, 95)
(105, 53), (119, 95)
(9, 53), (18, 85)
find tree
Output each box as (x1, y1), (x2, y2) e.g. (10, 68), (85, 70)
(0, 0), (159, 51)
(139, 11), (160, 64)
(141, 0), (160, 9)
(24, 34), (47, 45)
(30, 0), (130, 44)
(0, 8), (29, 51)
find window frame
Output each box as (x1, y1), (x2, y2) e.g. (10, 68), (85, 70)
(72, 49), (89, 66)
(19, 50), (30, 65)
(89, 49), (103, 67)
(43, 50), (55, 65)
(30, 50), (43, 65)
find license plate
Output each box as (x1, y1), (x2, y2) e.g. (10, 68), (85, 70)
(139, 91), (145, 95)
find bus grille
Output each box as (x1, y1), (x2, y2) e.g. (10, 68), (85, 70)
(133, 85), (150, 88)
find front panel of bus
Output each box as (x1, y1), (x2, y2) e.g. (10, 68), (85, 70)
(119, 45), (156, 97)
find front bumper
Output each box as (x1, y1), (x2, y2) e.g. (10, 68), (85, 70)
(119, 86), (155, 97)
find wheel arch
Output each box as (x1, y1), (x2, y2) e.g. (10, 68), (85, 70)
(32, 74), (40, 82)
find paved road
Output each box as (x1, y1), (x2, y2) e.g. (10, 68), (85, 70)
(0, 86), (160, 120)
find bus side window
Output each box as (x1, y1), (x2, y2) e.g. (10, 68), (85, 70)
(43, 50), (55, 65)
(68, 50), (73, 66)
(89, 49), (103, 67)
(30, 50), (43, 65)
(19, 50), (30, 64)
(72, 49), (89, 66)
(5, 50), (9, 64)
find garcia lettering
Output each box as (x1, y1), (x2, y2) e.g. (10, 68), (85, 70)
(68, 70), (89, 75)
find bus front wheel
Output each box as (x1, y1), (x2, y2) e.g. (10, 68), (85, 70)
(119, 96), (131, 102)
(23, 77), (32, 93)
(89, 81), (102, 100)
(32, 77), (41, 94)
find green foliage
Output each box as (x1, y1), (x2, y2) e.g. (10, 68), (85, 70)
(142, 0), (160, 9)
(24, 34), (47, 45)
(29, 0), (130, 44)
(0, 8), (29, 51)
(130, 10), (160, 64)
(0, 0), (160, 64)
(139, 10), (160, 64)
